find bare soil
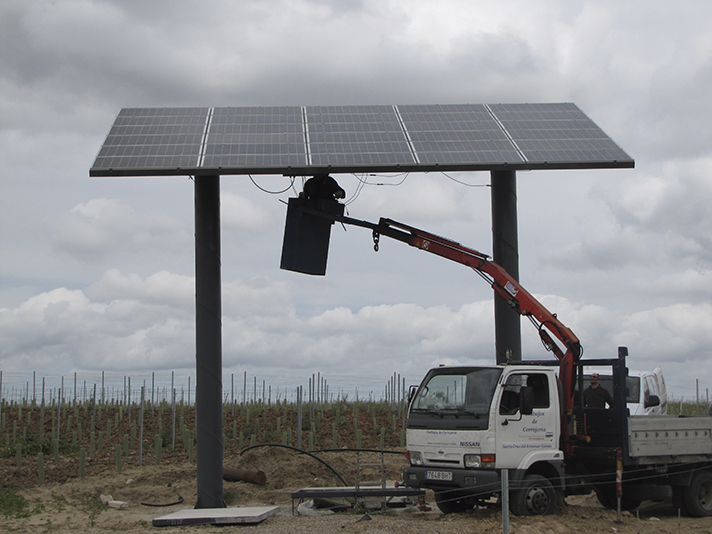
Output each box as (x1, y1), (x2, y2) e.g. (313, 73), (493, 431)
(2, 447), (711, 534)
(1, 404), (711, 532)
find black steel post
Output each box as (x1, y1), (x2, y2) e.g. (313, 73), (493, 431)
(491, 170), (522, 363)
(194, 174), (225, 509)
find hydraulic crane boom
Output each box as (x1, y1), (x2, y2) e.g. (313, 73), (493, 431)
(290, 203), (582, 413)
(333, 212), (581, 414)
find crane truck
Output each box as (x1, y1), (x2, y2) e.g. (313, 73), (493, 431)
(281, 199), (712, 517)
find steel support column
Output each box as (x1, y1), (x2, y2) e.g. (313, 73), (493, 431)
(194, 174), (225, 509)
(491, 170), (521, 363)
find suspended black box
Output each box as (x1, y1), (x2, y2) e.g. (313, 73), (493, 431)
(280, 197), (344, 275)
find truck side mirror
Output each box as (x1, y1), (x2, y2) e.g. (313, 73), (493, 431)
(645, 394), (660, 408)
(521, 387), (534, 415)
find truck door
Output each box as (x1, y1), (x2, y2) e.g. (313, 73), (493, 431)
(496, 372), (558, 467)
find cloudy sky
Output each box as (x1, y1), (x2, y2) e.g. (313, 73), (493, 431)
(2, 0), (711, 403)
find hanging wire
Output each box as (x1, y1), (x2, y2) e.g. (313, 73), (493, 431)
(248, 174), (296, 194)
(344, 173), (369, 205)
(252, 170), (486, 208)
(440, 171), (489, 187)
(342, 172), (411, 206)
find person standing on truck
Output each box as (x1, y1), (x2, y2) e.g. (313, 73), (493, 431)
(584, 373), (614, 408)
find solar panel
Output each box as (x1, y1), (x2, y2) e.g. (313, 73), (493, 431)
(90, 103), (633, 176)
(203, 107), (306, 168)
(398, 104), (524, 165)
(305, 105), (415, 166)
(487, 103), (632, 166)
(91, 108), (209, 173)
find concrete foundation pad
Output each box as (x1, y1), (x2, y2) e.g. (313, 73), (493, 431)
(152, 506), (280, 527)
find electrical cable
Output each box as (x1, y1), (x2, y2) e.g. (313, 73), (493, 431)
(141, 495), (184, 507)
(440, 171), (489, 187)
(344, 173), (369, 206)
(248, 174), (295, 194)
(238, 443), (349, 486)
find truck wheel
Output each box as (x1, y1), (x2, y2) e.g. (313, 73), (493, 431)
(510, 475), (556, 516)
(682, 470), (712, 517)
(434, 491), (476, 514)
(594, 488), (641, 511)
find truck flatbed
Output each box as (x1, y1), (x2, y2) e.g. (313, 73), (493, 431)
(628, 415), (712, 464)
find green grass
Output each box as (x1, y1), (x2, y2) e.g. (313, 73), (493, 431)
(49, 491), (104, 526)
(667, 398), (711, 416)
(68, 490), (104, 526)
(223, 488), (243, 506)
(1, 435), (76, 459)
(0, 488), (45, 519)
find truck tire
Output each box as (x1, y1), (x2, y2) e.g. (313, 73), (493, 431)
(434, 491), (476, 514)
(594, 488), (641, 511)
(510, 475), (556, 516)
(682, 470), (712, 517)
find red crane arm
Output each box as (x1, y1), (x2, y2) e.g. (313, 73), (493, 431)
(291, 204), (581, 414)
(373, 218), (581, 414)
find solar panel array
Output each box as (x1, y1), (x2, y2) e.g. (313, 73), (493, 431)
(90, 103), (633, 176)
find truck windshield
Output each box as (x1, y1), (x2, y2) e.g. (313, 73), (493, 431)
(412, 368), (502, 416)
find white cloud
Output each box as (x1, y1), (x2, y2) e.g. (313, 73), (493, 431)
(86, 269), (194, 309)
(221, 192), (274, 234)
(3, 0), (712, 401)
(614, 303), (712, 373)
(0, 276), (195, 373)
(603, 158), (712, 266)
(51, 198), (191, 262)
(2, 268), (712, 399)
(548, 224), (651, 272)
(639, 269), (712, 303)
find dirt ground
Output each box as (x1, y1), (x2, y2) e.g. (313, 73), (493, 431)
(1, 446), (711, 534)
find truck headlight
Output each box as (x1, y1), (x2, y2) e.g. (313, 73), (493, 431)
(408, 451), (424, 466)
(464, 454), (482, 468)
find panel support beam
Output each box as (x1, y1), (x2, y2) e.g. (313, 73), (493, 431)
(491, 170), (522, 363)
(194, 174), (225, 509)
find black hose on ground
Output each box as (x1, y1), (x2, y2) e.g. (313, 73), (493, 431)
(238, 443), (349, 486)
(238, 444), (406, 486)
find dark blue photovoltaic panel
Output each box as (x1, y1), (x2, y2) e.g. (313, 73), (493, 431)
(91, 108), (209, 172)
(90, 103), (633, 176)
(203, 107), (306, 168)
(488, 103), (632, 165)
(398, 104), (524, 165)
(306, 105), (414, 166)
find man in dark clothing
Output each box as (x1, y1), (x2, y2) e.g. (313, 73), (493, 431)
(303, 174), (346, 201)
(584, 373), (614, 408)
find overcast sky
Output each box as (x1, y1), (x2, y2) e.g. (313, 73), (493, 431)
(1, 0), (711, 403)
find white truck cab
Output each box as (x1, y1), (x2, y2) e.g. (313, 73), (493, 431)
(403, 364), (564, 515)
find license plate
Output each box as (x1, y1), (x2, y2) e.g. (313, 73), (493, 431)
(426, 470), (453, 481)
